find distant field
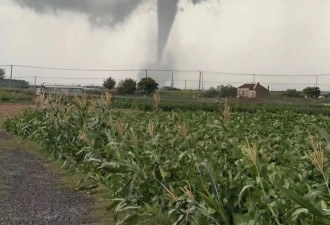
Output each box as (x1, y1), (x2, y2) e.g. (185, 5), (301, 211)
(0, 103), (34, 120)
(0, 89), (35, 103)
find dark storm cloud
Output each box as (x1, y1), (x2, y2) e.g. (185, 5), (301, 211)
(192, 0), (204, 3)
(13, 0), (144, 26)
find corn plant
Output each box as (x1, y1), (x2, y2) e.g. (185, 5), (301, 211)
(3, 94), (330, 224)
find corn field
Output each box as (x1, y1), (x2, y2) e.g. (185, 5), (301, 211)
(3, 94), (330, 224)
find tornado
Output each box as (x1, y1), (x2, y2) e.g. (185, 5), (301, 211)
(13, 0), (211, 66)
(156, 0), (179, 63)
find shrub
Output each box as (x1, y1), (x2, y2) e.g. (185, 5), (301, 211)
(202, 87), (219, 98)
(218, 85), (237, 98)
(282, 89), (302, 98)
(161, 86), (181, 91)
(117, 78), (136, 95)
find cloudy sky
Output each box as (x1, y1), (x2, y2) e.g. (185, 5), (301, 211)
(1, 0), (330, 90)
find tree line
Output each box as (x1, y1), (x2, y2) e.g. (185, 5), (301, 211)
(282, 87), (322, 98)
(103, 77), (159, 95)
(0, 67), (326, 98)
(0, 68), (29, 88)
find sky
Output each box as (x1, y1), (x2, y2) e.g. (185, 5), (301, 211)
(1, 0), (330, 90)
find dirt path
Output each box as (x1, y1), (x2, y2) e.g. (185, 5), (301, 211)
(0, 131), (95, 225)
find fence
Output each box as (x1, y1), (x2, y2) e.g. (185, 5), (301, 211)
(1, 64), (330, 91)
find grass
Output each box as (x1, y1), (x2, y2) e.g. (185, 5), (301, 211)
(0, 89), (34, 103)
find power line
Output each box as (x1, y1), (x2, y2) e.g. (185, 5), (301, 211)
(203, 70), (330, 77)
(2, 64), (330, 76)
(10, 76), (330, 86)
(7, 65), (144, 72)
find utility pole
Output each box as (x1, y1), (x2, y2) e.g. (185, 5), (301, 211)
(171, 72), (174, 88)
(199, 71), (202, 92)
(185, 80), (187, 90)
(145, 69), (148, 78)
(34, 76), (37, 90)
(316, 75), (318, 87)
(201, 72), (204, 90)
(9, 65), (13, 88)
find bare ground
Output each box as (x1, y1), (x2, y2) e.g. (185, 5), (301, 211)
(0, 131), (96, 225)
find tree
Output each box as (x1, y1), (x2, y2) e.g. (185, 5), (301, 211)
(203, 87), (218, 98)
(282, 89), (301, 98)
(117, 78), (136, 94)
(103, 76), (116, 90)
(218, 85), (237, 98)
(303, 86), (321, 98)
(137, 77), (159, 95)
(0, 68), (5, 80)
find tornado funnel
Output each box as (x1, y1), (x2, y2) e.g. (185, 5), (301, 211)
(157, 0), (178, 63)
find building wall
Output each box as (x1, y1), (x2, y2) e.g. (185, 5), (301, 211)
(237, 88), (250, 98)
(248, 90), (256, 98)
(44, 88), (83, 95)
(255, 88), (269, 98)
(238, 85), (269, 99)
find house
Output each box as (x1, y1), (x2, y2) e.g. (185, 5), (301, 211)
(237, 82), (269, 98)
(37, 84), (84, 95)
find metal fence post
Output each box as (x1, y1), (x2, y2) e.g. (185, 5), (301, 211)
(9, 65), (13, 88)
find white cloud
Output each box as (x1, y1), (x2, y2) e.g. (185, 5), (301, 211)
(165, 0), (330, 90)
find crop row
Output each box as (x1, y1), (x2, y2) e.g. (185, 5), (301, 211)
(111, 97), (330, 116)
(4, 95), (330, 224)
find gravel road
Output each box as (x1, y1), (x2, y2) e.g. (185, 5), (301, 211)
(0, 131), (96, 225)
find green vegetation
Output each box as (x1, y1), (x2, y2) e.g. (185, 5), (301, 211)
(0, 131), (114, 225)
(218, 85), (237, 98)
(158, 90), (198, 100)
(303, 87), (321, 98)
(161, 86), (181, 91)
(203, 85), (237, 98)
(110, 97), (330, 115)
(0, 89), (34, 102)
(137, 77), (159, 95)
(0, 68), (5, 80)
(117, 78), (137, 95)
(0, 79), (30, 88)
(3, 95), (330, 224)
(203, 87), (218, 98)
(103, 77), (116, 90)
(282, 89), (302, 98)
(0, 67), (29, 88)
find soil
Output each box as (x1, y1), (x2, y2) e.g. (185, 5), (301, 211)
(0, 131), (96, 225)
(0, 131), (11, 140)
